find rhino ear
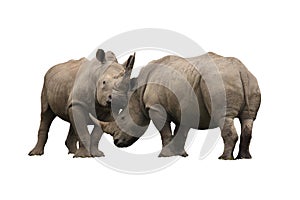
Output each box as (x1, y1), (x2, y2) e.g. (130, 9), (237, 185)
(96, 49), (106, 64)
(105, 51), (117, 62)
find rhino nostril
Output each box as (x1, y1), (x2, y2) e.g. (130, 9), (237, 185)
(107, 95), (112, 104)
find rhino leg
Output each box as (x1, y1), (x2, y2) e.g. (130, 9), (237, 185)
(147, 106), (174, 157)
(65, 125), (78, 154)
(157, 122), (173, 157)
(90, 126), (105, 157)
(160, 123), (173, 146)
(158, 124), (189, 157)
(236, 119), (253, 159)
(171, 125), (189, 157)
(218, 117), (238, 160)
(29, 107), (56, 156)
(68, 106), (92, 158)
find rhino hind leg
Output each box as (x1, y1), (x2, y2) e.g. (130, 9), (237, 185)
(218, 117), (238, 160)
(236, 119), (253, 159)
(29, 107), (56, 156)
(65, 125), (78, 154)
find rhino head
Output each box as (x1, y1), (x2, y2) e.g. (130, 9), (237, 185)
(89, 113), (140, 147)
(110, 53), (136, 113)
(95, 49), (135, 107)
(90, 52), (148, 147)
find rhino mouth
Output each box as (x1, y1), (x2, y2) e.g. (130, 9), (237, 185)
(113, 136), (139, 148)
(99, 101), (112, 108)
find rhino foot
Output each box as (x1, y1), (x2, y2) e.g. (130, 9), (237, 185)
(68, 149), (77, 154)
(65, 137), (77, 155)
(66, 144), (77, 154)
(67, 145), (77, 154)
(236, 152), (252, 159)
(28, 147), (44, 156)
(73, 148), (92, 158)
(158, 148), (188, 157)
(218, 154), (234, 160)
(91, 149), (105, 157)
(179, 151), (189, 157)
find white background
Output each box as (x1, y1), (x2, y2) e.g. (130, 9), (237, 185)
(1, 0), (299, 199)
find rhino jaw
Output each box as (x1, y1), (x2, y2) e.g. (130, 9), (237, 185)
(113, 134), (139, 148)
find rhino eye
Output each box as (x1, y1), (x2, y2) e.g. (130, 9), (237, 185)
(121, 116), (125, 120)
(102, 81), (106, 84)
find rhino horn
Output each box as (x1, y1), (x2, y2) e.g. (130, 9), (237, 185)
(122, 52), (136, 73)
(116, 53), (136, 91)
(125, 52), (135, 71)
(89, 113), (110, 132)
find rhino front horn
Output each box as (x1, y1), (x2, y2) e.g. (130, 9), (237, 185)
(89, 113), (109, 128)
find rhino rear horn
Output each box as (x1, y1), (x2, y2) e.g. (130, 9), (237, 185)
(96, 49), (106, 64)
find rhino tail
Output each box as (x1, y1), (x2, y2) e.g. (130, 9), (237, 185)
(240, 70), (250, 114)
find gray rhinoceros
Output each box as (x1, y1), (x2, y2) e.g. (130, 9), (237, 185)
(90, 52), (261, 160)
(29, 49), (135, 157)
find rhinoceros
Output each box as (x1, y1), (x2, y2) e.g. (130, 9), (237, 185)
(90, 52), (261, 160)
(29, 49), (135, 157)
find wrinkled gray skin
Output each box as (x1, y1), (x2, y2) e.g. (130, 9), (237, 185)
(91, 52), (261, 160)
(29, 49), (135, 157)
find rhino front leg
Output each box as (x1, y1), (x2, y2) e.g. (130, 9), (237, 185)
(147, 106), (174, 157)
(236, 119), (253, 159)
(29, 108), (56, 156)
(169, 125), (189, 157)
(90, 126), (105, 157)
(218, 117), (238, 160)
(156, 122), (189, 158)
(68, 106), (91, 158)
(65, 125), (78, 154)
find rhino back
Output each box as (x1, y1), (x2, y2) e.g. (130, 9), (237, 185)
(43, 58), (87, 121)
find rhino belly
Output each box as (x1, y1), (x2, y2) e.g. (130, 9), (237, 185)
(161, 88), (212, 130)
(46, 80), (73, 121)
